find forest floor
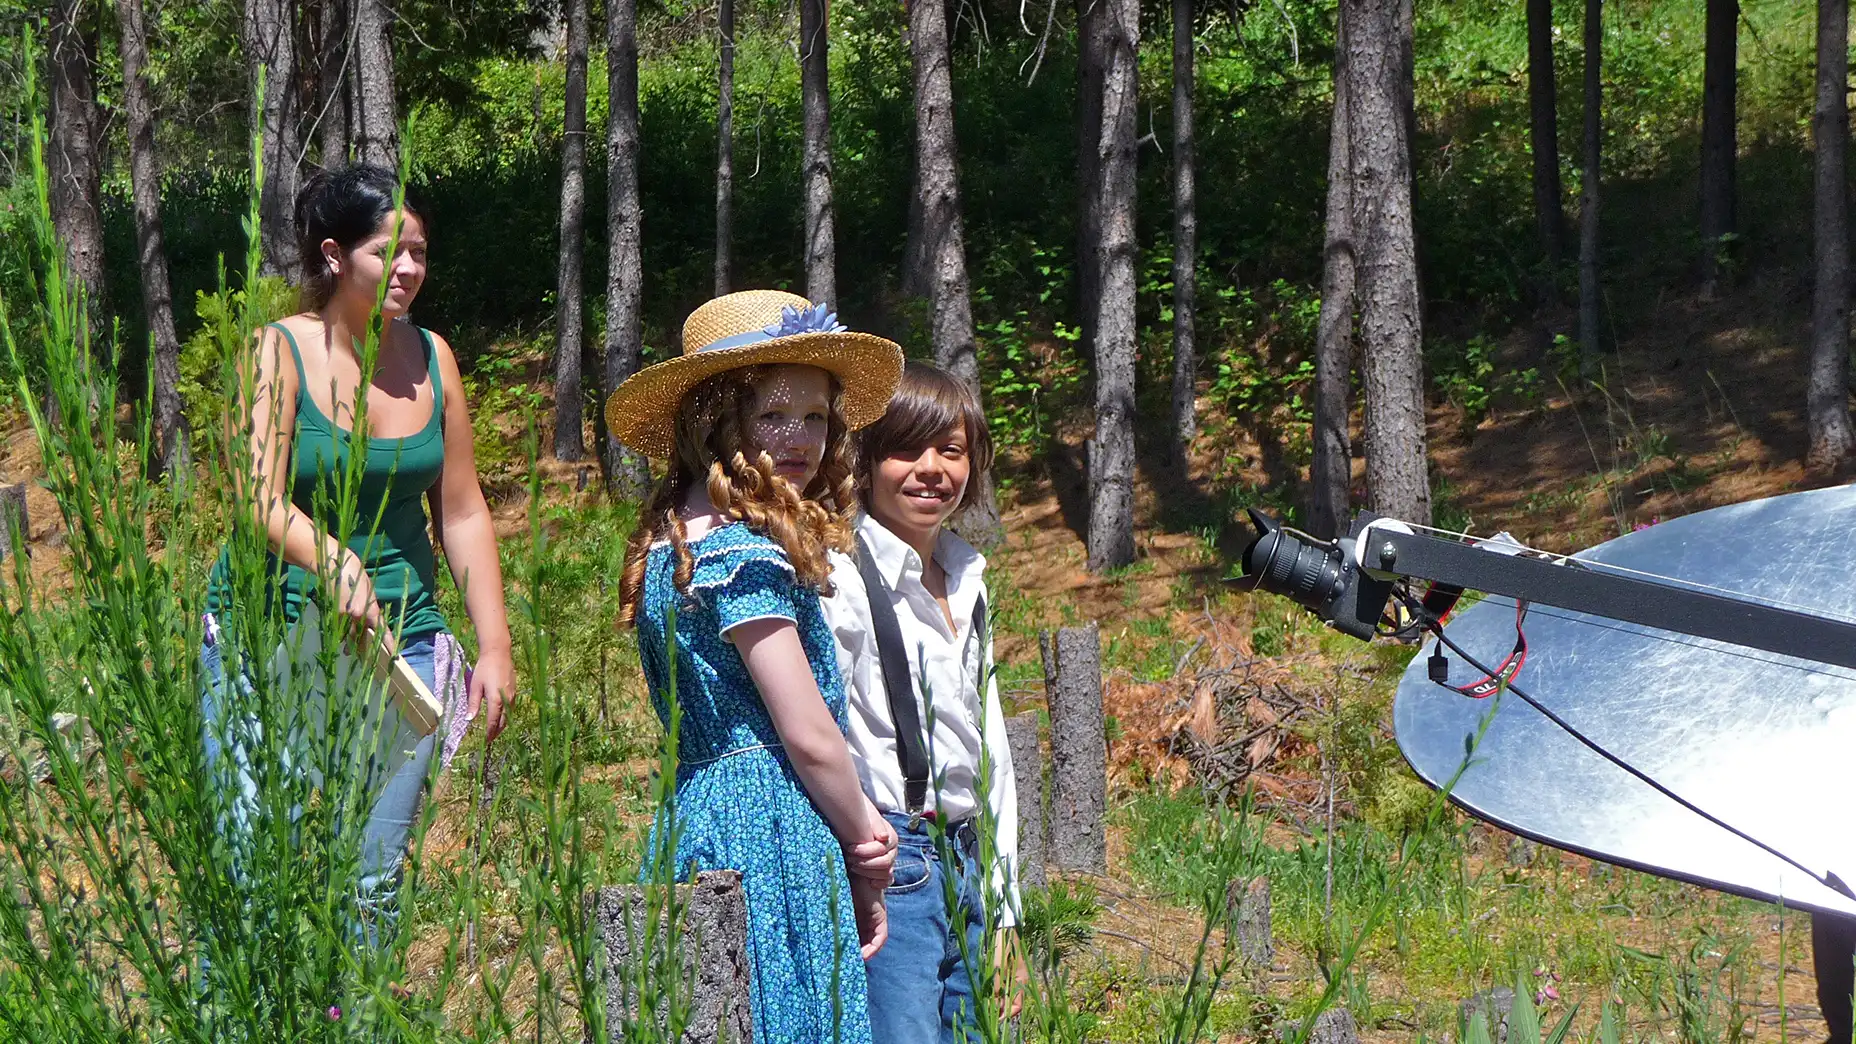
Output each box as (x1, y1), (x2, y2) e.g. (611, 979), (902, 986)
(937, 263), (1845, 1042)
(0, 265), (1846, 1042)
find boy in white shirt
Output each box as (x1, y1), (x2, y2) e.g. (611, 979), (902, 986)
(824, 362), (1027, 1041)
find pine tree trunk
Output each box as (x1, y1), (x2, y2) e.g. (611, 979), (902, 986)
(800, 0), (837, 305)
(1344, 0), (1429, 527)
(49, 0), (108, 326)
(1526, 0), (1566, 294)
(1579, 0), (1602, 371)
(352, 0), (399, 167)
(312, 0), (351, 168)
(605, 0), (649, 492)
(552, 0), (591, 462)
(715, 0), (734, 295)
(901, 0), (953, 300)
(1169, 0), (1198, 469)
(1074, 0), (1107, 366)
(1808, 0), (1854, 469)
(908, 0), (1000, 548)
(902, 169), (931, 297)
(244, 0), (301, 280)
(114, 0), (183, 472)
(909, 0), (975, 390)
(1700, 0), (1738, 296)
(1086, 0), (1139, 573)
(1311, 1), (1355, 541)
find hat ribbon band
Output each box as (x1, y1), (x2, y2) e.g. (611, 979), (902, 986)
(695, 302), (847, 354)
(699, 328), (784, 353)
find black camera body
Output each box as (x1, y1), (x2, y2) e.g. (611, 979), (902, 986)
(1239, 510), (1395, 641)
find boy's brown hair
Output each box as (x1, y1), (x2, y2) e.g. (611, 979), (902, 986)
(853, 361), (994, 516)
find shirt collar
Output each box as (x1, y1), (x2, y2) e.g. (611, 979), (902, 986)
(854, 512), (987, 591)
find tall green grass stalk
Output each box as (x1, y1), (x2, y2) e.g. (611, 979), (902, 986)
(0, 47), (703, 1041)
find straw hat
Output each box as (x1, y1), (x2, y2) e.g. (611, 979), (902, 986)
(604, 290), (904, 460)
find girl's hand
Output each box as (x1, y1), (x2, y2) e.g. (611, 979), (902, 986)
(850, 876), (889, 960)
(470, 649), (516, 743)
(994, 929), (1030, 1019)
(843, 805), (897, 883)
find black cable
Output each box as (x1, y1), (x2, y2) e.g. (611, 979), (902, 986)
(1425, 619), (1842, 896)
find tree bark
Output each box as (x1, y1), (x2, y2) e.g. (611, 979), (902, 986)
(1086, 0), (1139, 572)
(1808, 0), (1854, 469)
(1579, 0), (1602, 371)
(1311, 1), (1355, 541)
(244, 0), (301, 281)
(800, 0), (837, 305)
(605, 0), (649, 492)
(1700, 0), (1737, 296)
(902, 168), (931, 297)
(114, 0), (183, 472)
(1169, 0), (1198, 470)
(552, 0), (591, 462)
(908, 0), (976, 392)
(352, 0), (399, 167)
(1526, 0), (1566, 294)
(48, 0), (108, 325)
(908, 0), (1000, 547)
(715, 0), (735, 295)
(312, 0), (352, 168)
(1344, 0), (1429, 527)
(1074, 0), (1107, 366)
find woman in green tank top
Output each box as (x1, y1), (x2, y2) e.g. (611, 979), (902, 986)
(202, 165), (514, 946)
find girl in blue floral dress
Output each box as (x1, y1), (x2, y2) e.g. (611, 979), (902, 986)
(608, 290), (904, 1043)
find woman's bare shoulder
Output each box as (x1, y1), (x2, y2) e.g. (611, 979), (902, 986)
(268, 312), (323, 342)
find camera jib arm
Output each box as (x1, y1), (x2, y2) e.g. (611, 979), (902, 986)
(1243, 509), (1856, 673)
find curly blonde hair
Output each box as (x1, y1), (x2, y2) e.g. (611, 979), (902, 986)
(618, 365), (858, 628)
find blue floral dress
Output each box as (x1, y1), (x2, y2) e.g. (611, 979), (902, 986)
(636, 523), (872, 1044)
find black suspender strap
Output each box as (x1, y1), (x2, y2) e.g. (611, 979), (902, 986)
(971, 593), (988, 705)
(857, 535), (932, 814)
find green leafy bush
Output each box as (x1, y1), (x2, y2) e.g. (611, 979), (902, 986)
(177, 275), (297, 443)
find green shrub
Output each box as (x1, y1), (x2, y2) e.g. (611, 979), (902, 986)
(177, 275), (296, 444)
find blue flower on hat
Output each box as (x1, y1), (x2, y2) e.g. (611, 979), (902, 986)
(763, 303), (846, 338)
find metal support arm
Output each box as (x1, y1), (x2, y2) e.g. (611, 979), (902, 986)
(1370, 527), (1856, 672)
(1242, 510), (1856, 673)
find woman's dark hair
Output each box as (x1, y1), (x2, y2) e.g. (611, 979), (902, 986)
(853, 360), (995, 516)
(293, 163), (428, 310)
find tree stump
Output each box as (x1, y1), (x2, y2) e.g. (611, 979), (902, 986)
(1005, 710), (1046, 890)
(1279, 1007), (1360, 1044)
(1044, 625), (1106, 874)
(0, 484), (27, 559)
(1225, 875), (1272, 968)
(1462, 986), (1517, 1044)
(1506, 835), (1538, 868)
(590, 870), (753, 1043)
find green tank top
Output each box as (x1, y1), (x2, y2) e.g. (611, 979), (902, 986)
(207, 321), (450, 638)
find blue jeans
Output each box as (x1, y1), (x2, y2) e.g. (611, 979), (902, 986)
(200, 630), (439, 943)
(863, 811), (990, 1044)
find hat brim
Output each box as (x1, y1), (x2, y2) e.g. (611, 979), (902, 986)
(603, 330), (904, 460)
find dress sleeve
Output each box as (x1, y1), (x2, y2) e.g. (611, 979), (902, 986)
(690, 538), (800, 637)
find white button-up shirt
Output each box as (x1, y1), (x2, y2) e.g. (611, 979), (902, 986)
(823, 514), (1021, 926)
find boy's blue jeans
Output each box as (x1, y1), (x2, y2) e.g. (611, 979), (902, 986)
(863, 811), (991, 1044)
(200, 631), (439, 943)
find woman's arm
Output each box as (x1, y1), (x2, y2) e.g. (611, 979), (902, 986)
(424, 329), (516, 741)
(733, 617), (893, 862)
(234, 323), (381, 631)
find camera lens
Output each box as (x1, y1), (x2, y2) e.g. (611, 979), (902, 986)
(1242, 510), (1347, 610)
